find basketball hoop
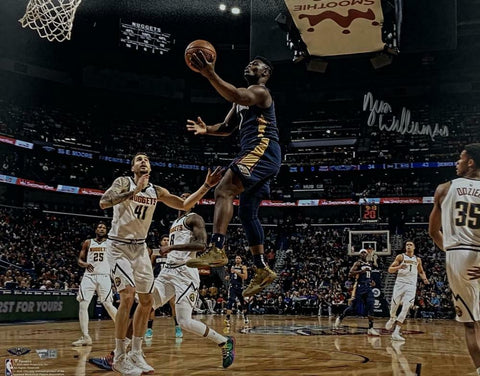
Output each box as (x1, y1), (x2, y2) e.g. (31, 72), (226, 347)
(19, 0), (83, 42)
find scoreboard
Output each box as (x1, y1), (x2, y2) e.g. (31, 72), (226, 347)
(360, 204), (379, 223)
(119, 20), (172, 55)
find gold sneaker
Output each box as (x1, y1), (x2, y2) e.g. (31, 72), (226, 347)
(243, 266), (277, 297)
(186, 245), (228, 268)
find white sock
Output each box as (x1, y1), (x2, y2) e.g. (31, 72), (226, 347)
(393, 325), (401, 334)
(114, 338), (126, 360)
(78, 300), (90, 336)
(131, 336), (143, 353)
(206, 329), (228, 345)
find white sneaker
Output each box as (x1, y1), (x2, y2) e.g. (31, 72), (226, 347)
(385, 318), (396, 331)
(112, 354), (142, 376)
(128, 350), (154, 374)
(367, 328), (380, 336)
(334, 317), (342, 329)
(391, 332), (405, 341)
(72, 335), (92, 346)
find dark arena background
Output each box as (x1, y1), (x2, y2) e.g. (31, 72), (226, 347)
(0, 0), (479, 375)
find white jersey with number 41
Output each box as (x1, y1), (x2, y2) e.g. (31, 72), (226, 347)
(108, 177), (158, 240)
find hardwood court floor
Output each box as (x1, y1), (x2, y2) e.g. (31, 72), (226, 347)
(0, 315), (476, 375)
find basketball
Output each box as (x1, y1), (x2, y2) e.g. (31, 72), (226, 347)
(184, 40), (216, 72)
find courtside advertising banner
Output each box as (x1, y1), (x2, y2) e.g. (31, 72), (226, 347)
(284, 0), (385, 56)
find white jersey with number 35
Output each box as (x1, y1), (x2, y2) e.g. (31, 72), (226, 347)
(441, 177), (480, 250)
(108, 177), (158, 240)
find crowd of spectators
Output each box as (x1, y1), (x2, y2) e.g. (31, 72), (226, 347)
(0, 99), (480, 185)
(0, 99), (237, 167)
(0, 206), (454, 320)
(2, 97), (480, 203)
(285, 100), (480, 166)
(0, 207), (91, 291)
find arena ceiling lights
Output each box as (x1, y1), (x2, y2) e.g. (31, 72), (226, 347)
(218, 2), (242, 15)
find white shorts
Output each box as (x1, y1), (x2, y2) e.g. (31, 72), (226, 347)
(106, 239), (154, 294)
(391, 281), (416, 307)
(152, 265), (200, 311)
(77, 274), (113, 303)
(446, 249), (480, 323)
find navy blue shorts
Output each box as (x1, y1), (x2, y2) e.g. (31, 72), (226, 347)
(229, 139), (281, 197)
(353, 286), (375, 315)
(227, 286), (245, 309)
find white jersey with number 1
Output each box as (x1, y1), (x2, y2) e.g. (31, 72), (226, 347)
(395, 254), (418, 285)
(108, 177), (158, 240)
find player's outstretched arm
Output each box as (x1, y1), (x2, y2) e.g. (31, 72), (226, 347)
(156, 167), (223, 211)
(190, 51), (270, 107)
(187, 104), (239, 137)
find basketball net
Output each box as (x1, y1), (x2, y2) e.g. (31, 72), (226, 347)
(18, 0), (83, 42)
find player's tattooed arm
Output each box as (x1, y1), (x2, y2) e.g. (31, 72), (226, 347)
(99, 177), (134, 209)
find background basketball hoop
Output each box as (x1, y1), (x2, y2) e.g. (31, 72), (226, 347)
(18, 0), (83, 42)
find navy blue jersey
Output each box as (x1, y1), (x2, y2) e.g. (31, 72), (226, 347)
(230, 101), (281, 194)
(227, 264), (246, 309)
(230, 265), (244, 289)
(236, 101), (279, 152)
(152, 255), (166, 278)
(356, 260), (373, 285)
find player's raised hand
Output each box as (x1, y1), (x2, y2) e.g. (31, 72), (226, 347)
(186, 117), (207, 135)
(191, 50), (215, 77)
(134, 174), (150, 194)
(205, 166), (224, 188)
